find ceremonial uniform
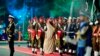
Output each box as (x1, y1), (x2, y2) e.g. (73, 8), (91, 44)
(55, 23), (64, 54)
(98, 25), (100, 55)
(55, 28), (63, 50)
(37, 22), (45, 54)
(92, 22), (100, 56)
(27, 26), (32, 47)
(6, 16), (15, 56)
(92, 25), (99, 49)
(28, 19), (38, 53)
(27, 21), (33, 47)
(65, 22), (76, 53)
(32, 22), (38, 53)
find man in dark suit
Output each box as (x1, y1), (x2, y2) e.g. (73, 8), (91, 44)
(6, 15), (15, 56)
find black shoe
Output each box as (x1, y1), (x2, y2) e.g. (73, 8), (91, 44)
(32, 51), (34, 53)
(55, 50), (58, 52)
(34, 51), (37, 54)
(40, 51), (44, 55)
(27, 45), (31, 48)
(18, 45), (20, 47)
(60, 53), (63, 56)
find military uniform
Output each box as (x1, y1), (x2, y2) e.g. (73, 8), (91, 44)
(55, 23), (64, 55)
(92, 25), (99, 47)
(27, 21), (32, 47)
(6, 21), (15, 56)
(31, 21), (37, 53)
(65, 23), (76, 54)
(98, 25), (100, 55)
(28, 19), (38, 53)
(97, 19), (100, 55)
(37, 22), (45, 54)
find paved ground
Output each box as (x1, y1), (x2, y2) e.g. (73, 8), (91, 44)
(0, 41), (72, 56)
(0, 41), (31, 56)
(0, 47), (30, 56)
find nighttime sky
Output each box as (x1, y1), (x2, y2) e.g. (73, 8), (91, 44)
(0, 0), (100, 37)
(0, 0), (100, 18)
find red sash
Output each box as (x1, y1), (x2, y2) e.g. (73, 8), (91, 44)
(92, 26), (99, 37)
(28, 28), (36, 38)
(37, 29), (42, 37)
(57, 30), (62, 38)
(99, 33), (100, 36)
(31, 29), (36, 38)
(98, 27), (100, 36)
(28, 28), (31, 33)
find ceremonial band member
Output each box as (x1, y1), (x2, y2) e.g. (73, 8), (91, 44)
(98, 24), (100, 56)
(64, 17), (76, 54)
(6, 15), (15, 56)
(92, 19), (100, 56)
(27, 20), (33, 47)
(93, 20), (99, 56)
(31, 18), (37, 54)
(55, 18), (64, 55)
(37, 17), (45, 55)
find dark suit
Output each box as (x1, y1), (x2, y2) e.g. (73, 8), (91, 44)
(6, 22), (15, 56)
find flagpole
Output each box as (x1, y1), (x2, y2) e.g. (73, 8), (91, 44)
(70, 0), (74, 17)
(90, 0), (95, 21)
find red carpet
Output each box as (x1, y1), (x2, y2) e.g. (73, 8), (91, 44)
(15, 46), (72, 56)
